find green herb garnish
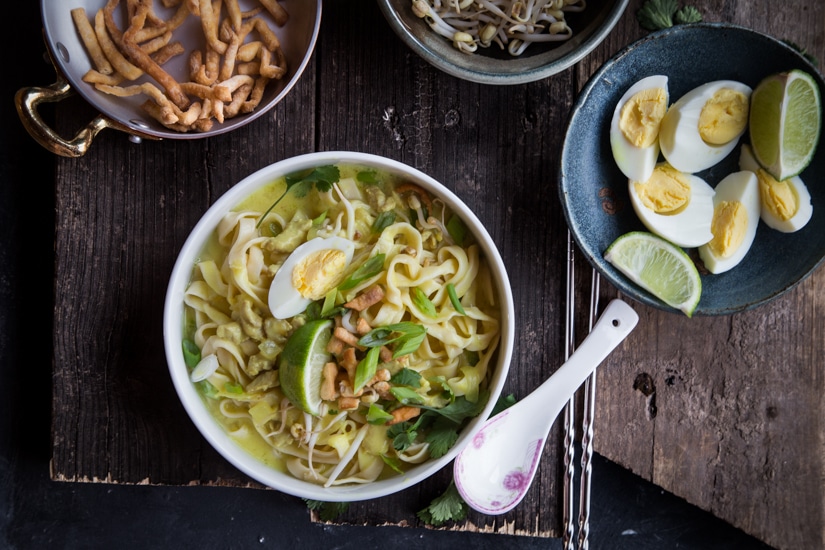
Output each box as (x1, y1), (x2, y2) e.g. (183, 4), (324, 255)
(353, 346), (381, 391)
(418, 482), (468, 526)
(366, 403), (394, 424)
(371, 211), (396, 234)
(338, 254), (385, 290)
(390, 367), (422, 387)
(636, 0), (701, 31)
(358, 322), (427, 358)
(305, 500), (350, 521)
(256, 165), (340, 228)
(446, 283), (465, 315)
(411, 287), (438, 318)
(182, 339), (201, 368)
(357, 170), (379, 185)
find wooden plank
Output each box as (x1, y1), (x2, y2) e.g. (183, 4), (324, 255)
(52, 51), (317, 487)
(48, 0), (825, 547)
(579, 2), (825, 549)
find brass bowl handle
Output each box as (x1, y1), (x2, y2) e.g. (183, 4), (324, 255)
(15, 41), (160, 157)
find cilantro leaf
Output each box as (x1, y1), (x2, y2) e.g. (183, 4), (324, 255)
(388, 422), (418, 452)
(674, 5), (702, 24)
(390, 368), (422, 387)
(636, 0), (678, 30)
(424, 415), (460, 458)
(305, 499), (350, 521)
(256, 165), (340, 228)
(419, 390), (489, 424)
(417, 482), (468, 526)
(358, 322), (427, 358)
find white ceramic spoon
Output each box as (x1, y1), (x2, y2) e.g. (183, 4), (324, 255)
(453, 298), (639, 515)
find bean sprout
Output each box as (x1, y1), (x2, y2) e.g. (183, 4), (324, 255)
(411, 0), (586, 56)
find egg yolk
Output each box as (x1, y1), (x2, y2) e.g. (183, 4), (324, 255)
(756, 169), (798, 221)
(619, 87), (668, 148)
(634, 164), (691, 214)
(708, 200), (747, 258)
(698, 88), (749, 145)
(292, 249), (347, 300)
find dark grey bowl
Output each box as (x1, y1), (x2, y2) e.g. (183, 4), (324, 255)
(377, 0), (629, 84)
(559, 23), (825, 316)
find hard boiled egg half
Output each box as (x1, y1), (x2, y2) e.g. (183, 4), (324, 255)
(660, 80), (752, 173)
(268, 236), (355, 319)
(610, 75), (669, 183)
(628, 162), (715, 248)
(698, 171), (760, 274)
(739, 144), (813, 233)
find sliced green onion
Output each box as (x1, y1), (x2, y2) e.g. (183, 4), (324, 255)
(182, 339), (201, 368)
(321, 288), (338, 317)
(446, 283), (465, 314)
(338, 254), (385, 290)
(366, 404), (394, 424)
(354, 346), (381, 392)
(371, 211), (396, 234)
(412, 287), (437, 318)
(390, 386), (425, 405)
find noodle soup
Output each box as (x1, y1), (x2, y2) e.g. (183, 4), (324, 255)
(179, 161), (503, 487)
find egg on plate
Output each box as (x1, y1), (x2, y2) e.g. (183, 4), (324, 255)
(268, 236), (356, 319)
(660, 80), (752, 173)
(698, 170), (760, 274)
(610, 75), (670, 183)
(627, 162), (715, 248)
(738, 144), (813, 233)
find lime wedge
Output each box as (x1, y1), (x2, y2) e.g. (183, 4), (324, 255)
(749, 69), (821, 181)
(278, 319), (333, 416)
(605, 231), (702, 317)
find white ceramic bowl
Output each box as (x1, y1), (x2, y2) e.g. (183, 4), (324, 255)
(377, 0), (629, 85)
(164, 151), (515, 501)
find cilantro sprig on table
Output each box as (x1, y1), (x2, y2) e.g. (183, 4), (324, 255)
(636, 0), (702, 31)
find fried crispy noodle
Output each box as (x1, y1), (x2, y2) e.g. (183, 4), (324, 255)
(411, 0), (585, 56)
(182, 166), (502, 486)
(70, 0), (290, 132)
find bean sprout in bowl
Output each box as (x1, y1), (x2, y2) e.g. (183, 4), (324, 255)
(377, 0), (629, 85)
(164, 152), (514, 501)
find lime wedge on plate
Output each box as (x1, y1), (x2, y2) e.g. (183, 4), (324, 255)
(749, 69), (821, 181)
(605, 231), (702, 317)
(279, 319), (333, 416)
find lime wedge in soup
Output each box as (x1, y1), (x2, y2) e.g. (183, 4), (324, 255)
(279, 319), (333, 416)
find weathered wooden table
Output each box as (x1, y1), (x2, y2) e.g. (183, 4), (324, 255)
(48, 1), (824, 549)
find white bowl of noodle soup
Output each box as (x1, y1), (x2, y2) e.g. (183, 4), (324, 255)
(164, 151), (514, 502)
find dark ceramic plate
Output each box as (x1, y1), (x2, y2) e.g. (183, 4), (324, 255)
(560, 23), (825, 316)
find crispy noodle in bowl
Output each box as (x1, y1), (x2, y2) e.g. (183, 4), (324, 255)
(164, 152), (514, 501)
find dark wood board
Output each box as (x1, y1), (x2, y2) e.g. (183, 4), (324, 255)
(48, 0), (825, 547)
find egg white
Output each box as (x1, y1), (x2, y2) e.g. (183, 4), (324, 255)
(628, 169), (715, 248)
(660, 80), (752, 174)
(268, 236), (355, 319)
(739, 144), (813, 232)
(609, 75), (669, 183)
(698, 170), (760, 274)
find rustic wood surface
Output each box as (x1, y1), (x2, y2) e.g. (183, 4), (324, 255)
(46, 0), (824, 548)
